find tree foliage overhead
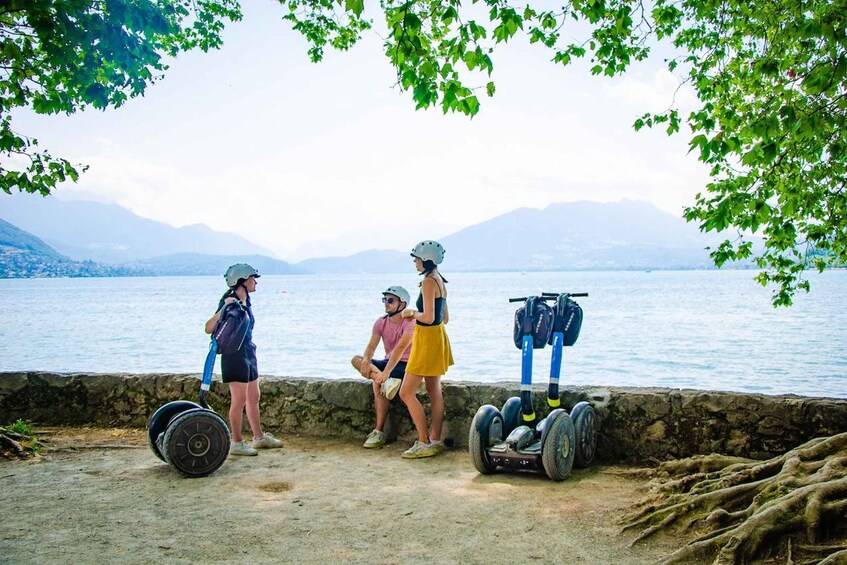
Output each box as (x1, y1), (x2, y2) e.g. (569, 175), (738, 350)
(285, 0), (847, 305)
(2, 0), (845, 304)
(0, 0), (241, 195)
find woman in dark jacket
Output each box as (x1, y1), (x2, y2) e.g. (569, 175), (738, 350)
(205, 263), (282, 456)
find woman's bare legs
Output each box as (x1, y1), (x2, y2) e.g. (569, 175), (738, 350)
(245, 379), (263, 439)
(399, 373), (428, 443)
(228, 382), (247, 442)
(424, 377), (444, 442)
(228, 380), (263, 442)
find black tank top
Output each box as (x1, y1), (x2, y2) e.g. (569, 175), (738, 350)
(415, 294), (446, 326)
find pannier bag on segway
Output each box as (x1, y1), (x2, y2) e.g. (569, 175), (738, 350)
(549, 297), (583, 346)
(213, 301), (250, 355)
(513, 298), (553, 349)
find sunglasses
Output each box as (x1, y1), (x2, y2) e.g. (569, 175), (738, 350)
(382, 296), (398, 304)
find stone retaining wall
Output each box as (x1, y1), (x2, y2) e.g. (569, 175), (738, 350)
(2, 372), (846, 463)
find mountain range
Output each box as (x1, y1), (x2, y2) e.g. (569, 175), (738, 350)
(0, 195), (274, 263)
(0, 195), (736, 277)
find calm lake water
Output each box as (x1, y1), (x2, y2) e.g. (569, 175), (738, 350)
(1, 270), (845, 398)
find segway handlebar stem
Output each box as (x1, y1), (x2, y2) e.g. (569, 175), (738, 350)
(520, 335), (536, 422)
(199, 339), (218, 409)
(548, 332), (563, 407)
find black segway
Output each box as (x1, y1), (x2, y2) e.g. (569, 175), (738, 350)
(147, 303), (248, 478)
(469, 292), (596, 481)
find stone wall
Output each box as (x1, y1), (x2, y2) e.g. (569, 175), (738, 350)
(2, 371), (846, 463)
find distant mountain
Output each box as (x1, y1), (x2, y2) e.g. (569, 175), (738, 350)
(0, 217), (304, 278)
(0, 217), (63, 257)
(123, 253), (307, 276)
(1, 196), (743, 276)
(0, 218), (138, 278)
(440, 200), (728, 271)
(298, 200), (737, 273)
(296, 249), (409, 274)
(0, 195), (275, 263)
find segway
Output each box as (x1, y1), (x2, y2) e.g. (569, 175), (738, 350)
(469, 292), (596, 481)
(147, 303), (247, 478)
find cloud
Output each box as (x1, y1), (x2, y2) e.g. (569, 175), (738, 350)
(605, 67), (699, 114)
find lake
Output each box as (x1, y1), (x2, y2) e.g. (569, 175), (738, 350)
(2, 270), (845, 398)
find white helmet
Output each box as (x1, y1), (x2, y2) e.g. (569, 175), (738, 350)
(410, 240), (445, 264)
(224, 263), (260, 287)
(382, 285), (410, 305)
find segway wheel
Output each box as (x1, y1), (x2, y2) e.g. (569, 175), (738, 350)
(469, 406), (504, 474)
(541, 411), (576, 481)
(161, 409), (231, 478)
(147, 400), (202, 462)
(570, 401), (597, 468)
(501, 396), (522, 437)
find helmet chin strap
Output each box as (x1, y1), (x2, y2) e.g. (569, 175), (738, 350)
(387, 302), (405, 317)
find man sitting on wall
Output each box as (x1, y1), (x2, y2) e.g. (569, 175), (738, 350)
(350, 286), (414, 448)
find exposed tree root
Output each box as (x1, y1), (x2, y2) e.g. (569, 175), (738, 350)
(620, 432), (847, 564)
(0, 426), (43, 459)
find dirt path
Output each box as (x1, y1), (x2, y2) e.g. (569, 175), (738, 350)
(0, 428), (689, 564)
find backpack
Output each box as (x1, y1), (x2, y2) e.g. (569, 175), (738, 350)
(548, 296), (583, 347)
(213, 301), (250, 355)
(513, 297), (553, 349)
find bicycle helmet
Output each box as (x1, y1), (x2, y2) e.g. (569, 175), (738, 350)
(224, 263), (260, 287)
(410, 240), (445, 264)
(382, 285), (410, 304)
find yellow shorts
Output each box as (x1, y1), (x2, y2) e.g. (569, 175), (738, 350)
(405, 323), (454, 377)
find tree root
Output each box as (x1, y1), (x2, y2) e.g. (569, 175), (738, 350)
(0, 426), (43, 459)
(620, 432), (847, 564)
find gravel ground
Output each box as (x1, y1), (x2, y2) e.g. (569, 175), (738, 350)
(0, 427), (691, 564)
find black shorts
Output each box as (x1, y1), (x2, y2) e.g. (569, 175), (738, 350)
(372, 358), (407, 380)
(221, 342), (259, 383)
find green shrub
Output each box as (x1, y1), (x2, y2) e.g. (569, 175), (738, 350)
(7, 419), (35, 436)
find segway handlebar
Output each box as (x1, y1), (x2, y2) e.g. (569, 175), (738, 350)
(508, 292), (588, 302)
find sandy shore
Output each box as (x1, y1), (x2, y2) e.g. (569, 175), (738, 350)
(0, 427), (690, 564)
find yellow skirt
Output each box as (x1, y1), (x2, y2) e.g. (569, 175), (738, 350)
(405, 323), (454, 377)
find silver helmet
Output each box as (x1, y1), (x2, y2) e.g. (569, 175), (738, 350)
(410, 240), (445, 264)
(382, 285), (410, 305)
(224, 263), (260, 287)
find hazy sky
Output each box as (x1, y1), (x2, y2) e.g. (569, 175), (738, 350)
(10, 1), (709, 261)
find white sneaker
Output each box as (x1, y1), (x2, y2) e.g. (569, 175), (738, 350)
(429, 440), (445, 455)
(381, 378), (402, 400)
(401, 440), (439, 459)
(363, 429), (386, 448)
(252, 432), (283, 449)
(230, 440), (258, 456)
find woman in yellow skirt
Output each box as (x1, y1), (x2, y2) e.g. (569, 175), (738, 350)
(399, 240), (454, 458)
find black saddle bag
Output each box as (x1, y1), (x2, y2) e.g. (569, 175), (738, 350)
(548, 297), (583, 347)
(513, 298), (553, 349)
(213, 301), (250, 355)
